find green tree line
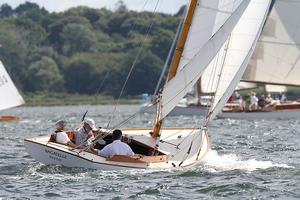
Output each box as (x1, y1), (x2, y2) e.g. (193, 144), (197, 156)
(0, 1), (184, 97)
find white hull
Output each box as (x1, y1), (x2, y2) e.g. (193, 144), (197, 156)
(218, 109), (300, 120)
(25, 128), (210, 170)
(141, 104), (300, 119)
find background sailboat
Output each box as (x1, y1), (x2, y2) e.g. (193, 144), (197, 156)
(0, 60), (25, 122)
(242, 0), (300, 88)
(219, 0), (300, 119)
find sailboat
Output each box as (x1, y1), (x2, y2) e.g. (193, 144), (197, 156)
(218, 0), (300, 119)
(0, 61), (25, 122)
(24, 0), (270, 170)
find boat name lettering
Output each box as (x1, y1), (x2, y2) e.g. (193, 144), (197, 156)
(45, 149), (67, 159)
(49, 155), (62, 162)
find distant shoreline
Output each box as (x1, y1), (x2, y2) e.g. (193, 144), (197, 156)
(23, 93), (141, 106)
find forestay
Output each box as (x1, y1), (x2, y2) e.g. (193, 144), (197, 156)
(242, 0), (300, 87)
(207, 0), (272, 120)
(160, 0), (250, 120)
(0, 61), (25, 111)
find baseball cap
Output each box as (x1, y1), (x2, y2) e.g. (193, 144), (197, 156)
(84, 118), (97, 131)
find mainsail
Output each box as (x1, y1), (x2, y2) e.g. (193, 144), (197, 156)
(177, 0), (246, 72)
(159, 0), (250, 120)
(206, 0), (272, 120)
(0, 61), (25, 111)
(242, 0), (300, 87)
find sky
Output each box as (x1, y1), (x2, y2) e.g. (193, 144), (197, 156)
(0, 0), (187, 14)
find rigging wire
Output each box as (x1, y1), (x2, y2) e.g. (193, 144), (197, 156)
(80, 0), (150, 122)
(81, 69), (110, 122)
(106, 0), (161, 129)
(203, 2), (235, 124)
(104, 0), (243, 130)
(152, 6), (187, 99)
(202, 39), (229, 125)
(199, 43), (224, 124)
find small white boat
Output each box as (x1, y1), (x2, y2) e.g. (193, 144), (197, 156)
(25, 128), (209, 170)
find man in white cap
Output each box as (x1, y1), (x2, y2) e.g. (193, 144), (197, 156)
(52, 120), (77, 147)
(75, 118), (98, 146)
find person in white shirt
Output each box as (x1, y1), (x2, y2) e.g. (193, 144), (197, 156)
(249, 91), (258, 111)
(97, 129), (134, 158)
(264, 93), (277, 109)
(74, 118), (98, 146)
(53, 120), (76, 148)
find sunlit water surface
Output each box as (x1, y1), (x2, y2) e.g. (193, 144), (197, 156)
(0, 105), (299, 199)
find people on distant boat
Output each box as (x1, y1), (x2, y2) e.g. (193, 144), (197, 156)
(265, 93), (273, 104)
(242, 93), (251, 111)
(75, 118), (98, 147)
(50, 120), (77, 148)
(233, 91), (244, 111)
(258, 94), (266, 109)
(276, 92), (287, 102)
(261, 93), (277, 111)
(249, 91), (258, 111)
(233, 91), (241, 100)
(94, 129), (134, 158)
(227, 95), (233, 103)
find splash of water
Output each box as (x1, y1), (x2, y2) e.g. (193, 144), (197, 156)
(201, 150), (292, 172)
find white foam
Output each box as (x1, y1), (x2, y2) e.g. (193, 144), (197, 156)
(201, 150), (292, 172)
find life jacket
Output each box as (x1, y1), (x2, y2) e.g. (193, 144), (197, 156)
(48, 132), (57, 142)
(66, 131), (75, 143)
(48, 130), (75, 143)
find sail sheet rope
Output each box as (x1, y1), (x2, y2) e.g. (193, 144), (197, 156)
(79, 0), (159, 126)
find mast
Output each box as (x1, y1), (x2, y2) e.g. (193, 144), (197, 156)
(167, 0), (199, 81)
(151, 0), (199, 139)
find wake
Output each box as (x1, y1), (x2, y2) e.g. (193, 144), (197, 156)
(201, 150), (292, 172)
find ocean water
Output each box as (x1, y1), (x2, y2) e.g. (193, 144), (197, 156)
(0, 105), (299, 199)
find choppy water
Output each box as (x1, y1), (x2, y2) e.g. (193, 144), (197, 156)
(0, 105), (299, 199)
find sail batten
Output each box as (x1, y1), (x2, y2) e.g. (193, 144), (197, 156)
(160, 0), (250, 120)
(0, 61), (25, 111)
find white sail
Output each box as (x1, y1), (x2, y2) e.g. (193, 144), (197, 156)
(177, 0), (245, 72)
(179, 0), (243, 95)
(242, 0), (300, 86)
(208, 0), (271, 120)
(160, 0), (250, 119)
(199, 41), (228, 94)
(0, 61), (25, 111)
